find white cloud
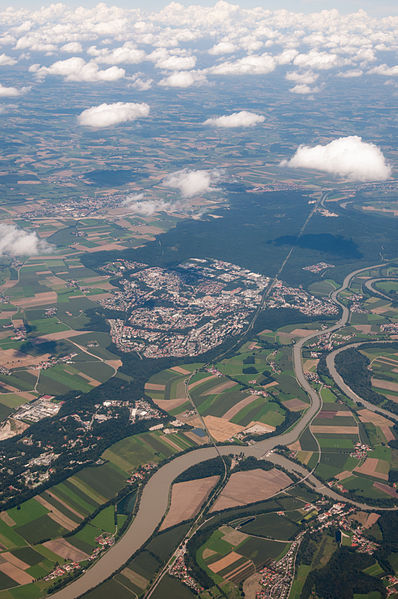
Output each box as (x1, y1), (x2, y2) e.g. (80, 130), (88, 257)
(203, 111), (264, 128)
(293, 50), (340, 70)
(163, 169), (221, 198)
(0, 224), (52, 257)
(276, 49), (299, 65)
(0, 53), (16, 66)
(281, 136), (391, 181)
(286, 70), (319, 85)
(337, 69), (363, 78)
(129, 75), (153, 91)
(155, 53), (196, 71)
(91, 43), (146, 65)
(209, 53), (276, 76)
(369, 63), (398, 76)
(34, 57), (125, 82)
(61, 42), (82, 54)
(0, 82), (27, 97)
(123, 194), (171, 216)
(158, 70), (206, 88)
(78, 102), (149, 128)
(208, 41), (236, 56)
(1, 4), (398, 97)
(289, 83), (319, 95)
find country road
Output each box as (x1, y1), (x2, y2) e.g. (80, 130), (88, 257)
(49, 260), (398, 599)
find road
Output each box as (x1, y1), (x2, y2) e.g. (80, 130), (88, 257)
(364, 277), (396, 302)
(50, 260), (398, 599)
(326, 341), (398, 423)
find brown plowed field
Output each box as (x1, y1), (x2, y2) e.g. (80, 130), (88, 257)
(355, 458), (389, 480)
(0, 348), (51, 369)
(160, 476), (219, 530)
(0, 562), (33, 585)
(210, 468), (292, 512)
(37, 329), (90, 342)
(373, 482), (398, 497)
(283, 398), (308, 412)
(153, 398), (186, 411)
(372, 378), (398, 392)
(188, 374), (217, 390)
(170, 366), (191, 375)
(13, 291), (57, 307)
(203, 380), (237, 396)
(209, 551), (242, 573)
(43, 539), (88, 562)
(36, 495), (78, 531)
(203, 415), (244, 442)
(223, 395), (256, 420)
(358, 409), (394, 426)
(1, 552), (29, 571)
(145, 383), (165, 391)
(311, 425), (358, 434)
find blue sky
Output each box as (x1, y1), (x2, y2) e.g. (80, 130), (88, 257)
(3, 0), (398, 17)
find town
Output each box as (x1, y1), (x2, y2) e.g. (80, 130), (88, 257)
(102, 258), (338, 358)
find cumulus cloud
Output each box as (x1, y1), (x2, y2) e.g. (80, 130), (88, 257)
(123, 194), (171, 216)
(0, 82), (27, 97)
(61, 42), (83, 54)
(281, 136), (391, 181)
(286, 70), (319, 85)
(209, 53), (276, 75)
(129, 74), (153, 91)
(289, 83), (320, 95)
(208, 41), (236, 56)
(155, 54), (196, 71)
(369, 64), (398, 76)
(338, 69), (363, 78)
(0, 53), (16, 66)
(293, 50), (340, 71)
(90, 43), (146, 65)
(163, 169), (221, 198)
(158, 70), (206, 88)
(203, 111), (265, 128)
(77, 102), (149, 128)
(0, 224), (52, 257)
(32, 57), (125, 82)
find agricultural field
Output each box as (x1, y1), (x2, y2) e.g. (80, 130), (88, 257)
(0, 252), (124, 430)
(361, 346), (398, 403)
(144, 336), (313, 442)
(210, 468), (293, 512)
(0, 426), (195, 597)
(197, 526), (288, 587)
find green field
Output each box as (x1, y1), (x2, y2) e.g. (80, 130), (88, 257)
(238, 536), (288, 565)
(240, 513), (299, 540)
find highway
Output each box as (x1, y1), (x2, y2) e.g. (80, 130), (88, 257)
(327, 341), (398, 423)
(50, 261), (398, 599)
(364, 277), (396, 302)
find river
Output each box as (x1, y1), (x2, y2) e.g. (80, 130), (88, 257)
(50, 263), (398, 598)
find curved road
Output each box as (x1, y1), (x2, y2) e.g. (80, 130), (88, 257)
(327, 341), (398, 423)
(364, 277), (397, 302)
(50, 261), (396, 599)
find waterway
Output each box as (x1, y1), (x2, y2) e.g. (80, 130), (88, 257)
(50, 263), (398, 599)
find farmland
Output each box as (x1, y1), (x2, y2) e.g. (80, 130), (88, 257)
(0, 427), (195, 597)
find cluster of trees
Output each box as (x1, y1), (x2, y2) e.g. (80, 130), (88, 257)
(232, 455), (273, 473)
(335, 347), (398, 416)
(300, 547), (386, 599)
(296, 530), (322, 566)
(174, 457), (228, 484)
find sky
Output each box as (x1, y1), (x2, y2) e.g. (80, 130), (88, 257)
(2, 0), (398, 17)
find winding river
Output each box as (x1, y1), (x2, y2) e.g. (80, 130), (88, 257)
(51, 263), (398, 599)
